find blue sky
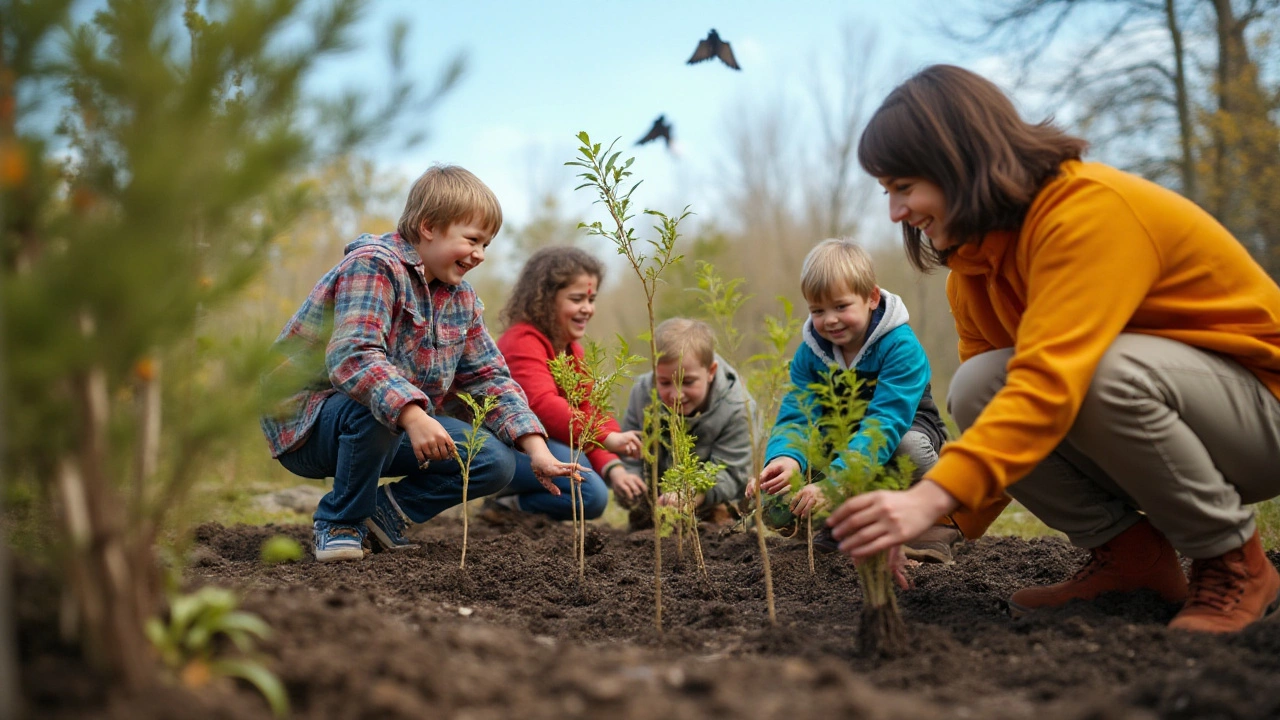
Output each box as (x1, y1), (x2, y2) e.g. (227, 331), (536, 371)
(311, 0), (1000, 236)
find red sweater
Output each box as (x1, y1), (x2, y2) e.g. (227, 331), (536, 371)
(497, 322), (622, 475)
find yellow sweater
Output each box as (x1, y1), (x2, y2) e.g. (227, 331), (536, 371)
(934, 160), (1280, 529)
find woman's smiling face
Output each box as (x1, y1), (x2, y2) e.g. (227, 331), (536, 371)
(879, 176), (953, 252)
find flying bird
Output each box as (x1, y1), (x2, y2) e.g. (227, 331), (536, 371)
(686, 29), (740, 70)
(636, 115), (672, 148)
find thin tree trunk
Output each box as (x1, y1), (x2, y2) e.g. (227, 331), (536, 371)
(1164, 0), (1196, 201)
(57, 361), (155, 690)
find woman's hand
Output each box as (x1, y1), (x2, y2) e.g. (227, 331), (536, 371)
(399, 403), (456, 465)
(827, 480), (960, 560)
(603, 430), (643, 459)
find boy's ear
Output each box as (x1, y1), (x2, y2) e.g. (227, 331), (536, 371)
(708, 360), (719, 377)
(418, 220), (436, 243)
(869, 286), (881, 309)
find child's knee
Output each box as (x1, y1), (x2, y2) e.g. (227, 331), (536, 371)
(467, 441), (517, 495)
(896, 431), (939, 477)
(581, 477), (609, 519)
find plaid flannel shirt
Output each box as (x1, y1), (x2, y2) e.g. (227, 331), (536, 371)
(261, 232), (544, 458)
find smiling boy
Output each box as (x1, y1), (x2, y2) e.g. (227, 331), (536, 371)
(618, 318), (755, 528)
(262, 165), (576, 562)
(749, 238), (958, 562)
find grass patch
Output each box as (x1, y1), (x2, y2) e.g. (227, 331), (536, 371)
(986, 501), (1065, 541)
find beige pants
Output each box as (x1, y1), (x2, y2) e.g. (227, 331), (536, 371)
(948, 334), (1280, 558)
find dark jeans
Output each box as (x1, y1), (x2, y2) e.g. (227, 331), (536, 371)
(277, 394), (516, 526)
(505, 438), (608, 520)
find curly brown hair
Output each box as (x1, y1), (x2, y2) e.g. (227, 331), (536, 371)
(500, 246), (605, 345)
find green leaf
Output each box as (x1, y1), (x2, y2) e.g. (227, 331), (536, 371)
(260, 535), (303, 564)
(212, 659), (290, 719)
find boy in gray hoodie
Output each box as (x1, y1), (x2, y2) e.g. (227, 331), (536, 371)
(618, 318), (755, 528)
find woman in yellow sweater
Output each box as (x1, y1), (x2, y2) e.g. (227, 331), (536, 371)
(828, 64), (1280, 633)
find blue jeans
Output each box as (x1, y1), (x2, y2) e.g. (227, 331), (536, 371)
(277, 394), (516, 526)
(506, 439), (608, 520)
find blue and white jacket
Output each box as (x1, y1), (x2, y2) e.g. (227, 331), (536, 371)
(764, 288), (947, 473)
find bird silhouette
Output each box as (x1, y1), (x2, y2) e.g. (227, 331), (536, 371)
(686, 29), (740, 70)
(636, 115), (673, 148)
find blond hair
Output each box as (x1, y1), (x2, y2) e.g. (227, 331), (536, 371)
(654, 318), (716, 369)
(800, 238), (877, 302)
(397, 165), (503, 244)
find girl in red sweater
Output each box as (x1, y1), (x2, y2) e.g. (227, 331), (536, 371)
(494, 247), (646, 520)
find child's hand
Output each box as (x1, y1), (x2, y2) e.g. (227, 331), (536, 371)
(756, 457), (801, 495)
(789, 483), (827, 517)
(603, 430), (643, 459)
(400, 404), (456, 465)
(608, 466), (647, 500)
(657, 491), (705, 507)
(528, 448), (578, 495)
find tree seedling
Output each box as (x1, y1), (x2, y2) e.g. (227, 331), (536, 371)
(568, 132), (685, 629)
(802, 367), (914, 656)
(453, 392), (500, 570)
(548, 340), (642, 580)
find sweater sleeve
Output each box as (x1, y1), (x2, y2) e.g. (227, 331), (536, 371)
(764, 348), (818, 471)
(929, 181), (1162, 511)
(497, 324), (620, 470)
(833, 328), (929, 471)
(702, 396), (755, 505)
(618, 378), (647, 478)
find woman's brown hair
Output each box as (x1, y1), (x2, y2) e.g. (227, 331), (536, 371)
(500, 246), (604, 346)
(857, 64), (1088, 270)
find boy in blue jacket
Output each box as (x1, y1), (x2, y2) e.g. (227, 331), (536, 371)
(748, 238), (959, 562)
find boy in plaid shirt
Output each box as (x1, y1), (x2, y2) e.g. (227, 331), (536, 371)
(262, 165), (576, 562)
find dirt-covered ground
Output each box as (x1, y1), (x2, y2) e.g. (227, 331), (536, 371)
(18, 510), (1280, 719)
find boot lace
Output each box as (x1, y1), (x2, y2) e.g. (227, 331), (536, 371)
(1069, 546), (1114, 582)
(1185, 554), (1245, 612)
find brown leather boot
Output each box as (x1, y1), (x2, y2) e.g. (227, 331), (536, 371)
(1008, 518), (1188, 616)
(1168, 530), (1280, 633)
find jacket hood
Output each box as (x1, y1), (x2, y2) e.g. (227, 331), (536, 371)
(801, 288), (910, 369)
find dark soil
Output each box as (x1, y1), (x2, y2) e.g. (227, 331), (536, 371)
(19, 511), (1280, 719)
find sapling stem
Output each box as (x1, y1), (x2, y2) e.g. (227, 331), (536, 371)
(568, 132), (684, 632)
(453, 394), (499, 570)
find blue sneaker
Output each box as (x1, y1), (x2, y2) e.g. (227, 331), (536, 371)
(365, 485), (419, 552)
(313, 521), (367, 562)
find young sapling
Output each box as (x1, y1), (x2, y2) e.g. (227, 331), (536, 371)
(453, 392), (500, 570)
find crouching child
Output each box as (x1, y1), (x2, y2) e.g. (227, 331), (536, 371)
(619, 318), (755, 529)
(261, 165), (576, 562)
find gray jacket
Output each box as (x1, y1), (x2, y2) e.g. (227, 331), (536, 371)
(620, 355), (755, 506)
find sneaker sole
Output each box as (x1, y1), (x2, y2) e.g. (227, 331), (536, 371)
(314, 546), (365, 562)
(364, 519), (420, 553)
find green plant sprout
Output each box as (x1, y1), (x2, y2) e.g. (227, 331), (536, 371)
(548, 339), (642, 580)
(802, 367), (915, 656)
(144, 586), (287, 718)
(780, 401), (828, 575)
(568, 131), (686, 630)
(453, 392), (500, 570)
(656, 392), (724, 582)
(689, 261), (802, 625)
